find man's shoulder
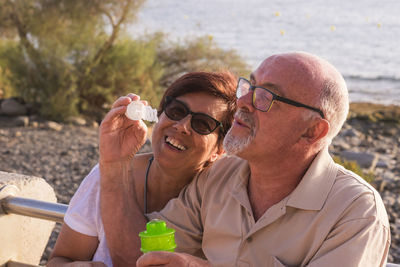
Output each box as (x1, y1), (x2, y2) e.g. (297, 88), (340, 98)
(196, 155), (248, 188)
(328, 164), (389, 226)
(213, 154), (246, 168)
(334, 164), (379, 198)
(208, 155), (247, 176)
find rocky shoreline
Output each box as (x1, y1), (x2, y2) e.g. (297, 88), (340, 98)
(0, 104), (399, 264)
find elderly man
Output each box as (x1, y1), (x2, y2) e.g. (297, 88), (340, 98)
(101, 52), (390, 266)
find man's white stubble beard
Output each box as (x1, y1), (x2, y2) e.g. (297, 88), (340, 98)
(223, 110), (256, 156)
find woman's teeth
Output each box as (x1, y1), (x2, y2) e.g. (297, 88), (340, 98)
(166, 136), (187, 151)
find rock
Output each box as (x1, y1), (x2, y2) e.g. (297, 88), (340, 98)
(66, 116), (86, 126)
(0, 115), (29, 127)
(89, 120), (99, 128)
(376, 147), (388, 154)
(332, 139), (352, 151)
(0, 98), (28, 116)
(339, 150), (379, 170)
(340, 128), (361, 138)
(383, 127), (398, 137)
(30, 121), (39, 128)
(376, 159), (389, 169)
(44, 121), (63, 131)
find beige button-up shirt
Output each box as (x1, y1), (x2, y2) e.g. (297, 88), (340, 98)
(148, 149), (390, 266)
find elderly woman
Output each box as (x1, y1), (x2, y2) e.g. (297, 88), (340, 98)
(47, 71), (237, 267)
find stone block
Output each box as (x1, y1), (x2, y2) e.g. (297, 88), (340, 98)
(0, 172), (57, 266)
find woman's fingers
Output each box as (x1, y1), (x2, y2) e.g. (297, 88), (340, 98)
(127, 93), (140, 101)
(101, 105), (127, 126)
(104, 95), (152, 130)
(111, 96), (129, 109)
(111, 94), (140, 109)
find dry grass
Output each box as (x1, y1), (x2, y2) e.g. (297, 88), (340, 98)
(349, 102), (400, 123)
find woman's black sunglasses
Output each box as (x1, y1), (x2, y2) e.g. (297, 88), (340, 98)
(164, 96), (224, 135)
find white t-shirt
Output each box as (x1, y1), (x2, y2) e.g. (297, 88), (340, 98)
(64, 164), (113, 267)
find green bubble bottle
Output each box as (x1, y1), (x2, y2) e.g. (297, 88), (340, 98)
(139, 219), (177, 253)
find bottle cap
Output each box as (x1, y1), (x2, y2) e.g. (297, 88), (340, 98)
(139, 219), (176, 253)
(125, 101), (158, 122)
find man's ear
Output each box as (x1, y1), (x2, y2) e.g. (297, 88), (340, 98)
(301, 119), (330, 144)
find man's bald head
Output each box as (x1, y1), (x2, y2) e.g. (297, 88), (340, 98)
(254, 52), (349, 143)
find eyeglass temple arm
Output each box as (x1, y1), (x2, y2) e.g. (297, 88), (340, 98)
(274, 96), (325, 119)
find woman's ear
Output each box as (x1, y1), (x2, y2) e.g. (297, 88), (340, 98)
(301, 119), (330, 145)
(209, 145), (225, 163)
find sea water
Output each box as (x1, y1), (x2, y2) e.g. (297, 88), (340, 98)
(129, 0), (400, 105)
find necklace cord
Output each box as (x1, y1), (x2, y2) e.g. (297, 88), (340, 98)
(144, 155), (154, 214)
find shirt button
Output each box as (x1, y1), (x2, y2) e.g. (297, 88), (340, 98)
(247, 237), (253, 242)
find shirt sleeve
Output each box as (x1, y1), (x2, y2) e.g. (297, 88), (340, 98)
(64, 164), (101, 237)
(146, 170), (208, 258)
(307, 193), (391, 267)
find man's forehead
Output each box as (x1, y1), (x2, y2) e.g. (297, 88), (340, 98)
(249, 72), (284, 96)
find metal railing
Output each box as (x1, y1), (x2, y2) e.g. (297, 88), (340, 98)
(0, 185), (67, 222)
(1, 196), (67, 223)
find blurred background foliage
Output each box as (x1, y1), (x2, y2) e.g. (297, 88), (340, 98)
(0, 0), (250, 122)
(333, 156), (376, 185)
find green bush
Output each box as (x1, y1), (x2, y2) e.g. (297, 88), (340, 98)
(0, 34), (250, 122)
(157, 34), (250, 87)
(0, 66), (13, 98)
(333, 156), (375, 184)
(0, 41), (25, 99)
(76, 36), (165, 121)
(0, 1), (250, 122)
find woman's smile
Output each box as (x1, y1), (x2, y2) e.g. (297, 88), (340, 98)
(165, 136), (187, 151)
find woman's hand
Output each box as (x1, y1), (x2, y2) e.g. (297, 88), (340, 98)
(99, 94), (148, 164)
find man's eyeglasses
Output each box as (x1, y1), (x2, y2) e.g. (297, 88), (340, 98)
(164, 96), (224, 135)
(236, 77), (325, 119)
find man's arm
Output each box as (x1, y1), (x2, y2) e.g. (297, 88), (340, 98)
(308, 193), (390, 267)
(308, 218), (390, 266)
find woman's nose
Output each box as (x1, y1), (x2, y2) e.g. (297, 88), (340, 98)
(173, 115), (192, 134)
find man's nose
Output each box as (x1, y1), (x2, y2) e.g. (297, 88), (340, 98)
(237, 90), (254, 111)
(173, 115), (191, 134)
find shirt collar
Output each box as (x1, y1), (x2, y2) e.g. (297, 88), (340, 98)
(229, 157), (252, 212)
(229, 149), (338, 212)
(286, 148), (338, 211)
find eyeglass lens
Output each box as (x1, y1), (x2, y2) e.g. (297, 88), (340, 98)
(164, 98), (219, 135)
(237, 78), (273, 111)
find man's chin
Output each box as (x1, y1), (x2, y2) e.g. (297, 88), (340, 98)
(223, 135), (250, 156)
